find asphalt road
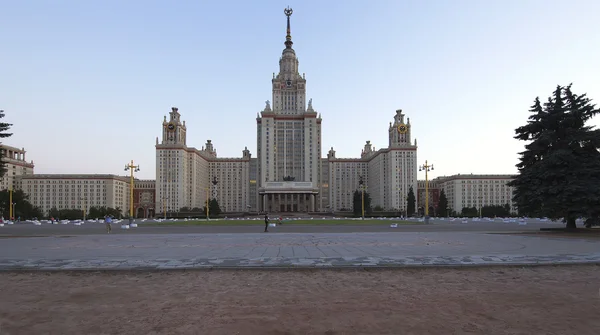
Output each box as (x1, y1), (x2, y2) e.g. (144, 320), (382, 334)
(0, 220), (562, 236)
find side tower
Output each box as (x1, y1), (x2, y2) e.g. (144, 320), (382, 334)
(388, 109), (411, 148)
(162, 107), (187, 145)
(256, 7), (322, 213)
(156, 107), (188, 215)
(384, 109), (418, 214)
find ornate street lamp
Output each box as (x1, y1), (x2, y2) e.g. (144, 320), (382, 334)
(124, 160), (140, 219)
(418, 161), (434, 224)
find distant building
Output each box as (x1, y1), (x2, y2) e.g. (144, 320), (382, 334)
(418, 174), (517, 215)
(327, 110), (418, 213)
(17, 174), (131, 216)
(155, 8), (419, 214)
(417, 179), (440, 215)
(133, 179), (156, 218)
(0, 144), (34, 190)
(155, 107), (252, 214)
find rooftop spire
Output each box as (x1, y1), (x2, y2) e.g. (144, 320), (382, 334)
(284, 6), (293, 49)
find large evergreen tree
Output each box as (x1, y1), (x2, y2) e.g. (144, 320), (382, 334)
(0, 110), (13, 179)
(509, 85), (600, 229)
(209, 198), (221, 216)
(407, 186), (416, 217)
(436, 189), (449, 217)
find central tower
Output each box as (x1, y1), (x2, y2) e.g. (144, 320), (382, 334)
(271, 7), (306, 114)
(256, 7), (322, 213)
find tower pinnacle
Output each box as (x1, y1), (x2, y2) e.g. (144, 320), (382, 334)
(284, 7), (293, 49)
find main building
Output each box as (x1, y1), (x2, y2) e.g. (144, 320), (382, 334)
(155, 8), (419, 214)
(7, 8), (517, 218)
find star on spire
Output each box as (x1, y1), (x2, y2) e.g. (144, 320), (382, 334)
(284, 7), (293, 49)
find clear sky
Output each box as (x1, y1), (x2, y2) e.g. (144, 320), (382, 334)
(2, 0), (599, 180)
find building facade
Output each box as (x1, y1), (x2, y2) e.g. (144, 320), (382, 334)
(327, 109), (419, 213)
(17, 174), (131, 216)
(133, 179), (156, 218)
(419, 174), (517, 215)
(1, 144), (34, 190)
(417, 179), (440, 215)
(256, 8), (322, 213)
(155, 107), (252, 214)
(154, 8), (420, 214)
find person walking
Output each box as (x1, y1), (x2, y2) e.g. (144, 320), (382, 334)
(264, 213), (269, 232)
(105, 215), (112, 233)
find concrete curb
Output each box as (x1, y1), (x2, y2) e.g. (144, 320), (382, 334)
(1, 262), (599, 273)
(2, 254), (600, 272)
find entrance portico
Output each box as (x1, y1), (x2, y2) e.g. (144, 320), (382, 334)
(259, 182), (318, 212)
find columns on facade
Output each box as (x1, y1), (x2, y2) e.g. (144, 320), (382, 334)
(260, 193), (317, 212)
(263, 194), (268, 212)
(305, 194), (309, 212)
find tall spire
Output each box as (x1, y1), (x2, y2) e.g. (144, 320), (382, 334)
(284, 6), (293, 49)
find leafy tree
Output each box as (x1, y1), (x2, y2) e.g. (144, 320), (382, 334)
(352, 189), (372, 217)
(0, 189), (42, 219)
(481, 204), (511, 218)
(436, 189), (449, 217)
(0, 110), (13, 179)
(53, 209), (81, 220)
(503, 203), (511, 216)
(205, 198), (221, 216)
(48, 207), (59, 219)
(406, 186), (416, 217)
(87, 206), (122, 219)
(509, 85), (600, 229)
(461, 207), (478, 217)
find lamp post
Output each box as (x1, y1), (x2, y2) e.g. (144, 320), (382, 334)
(162, 198), (168, 219)
(418, 160), (434, 224)
(124, 160), (140, 219)
(358, 175), (366, 220)
(11, 202), (16, 221)
(8, 186), (13, 220)
(80, 197), (87, 221)
(206, 176), (219, 221)
(204, 187), (210, 221)
(479, 195), (483, 218)
(211, 176), (218, 201)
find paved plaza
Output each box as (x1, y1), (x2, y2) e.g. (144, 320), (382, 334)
(1, 222), (599, 270)
(0, 218), (564, 236)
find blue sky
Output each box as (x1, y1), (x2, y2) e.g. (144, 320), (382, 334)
(2, 0), (599, 180)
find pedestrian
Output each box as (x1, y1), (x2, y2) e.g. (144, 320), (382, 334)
(264, 213), (269, 232)
(278, 216), (283, 225)
(105, 215), (112, 233)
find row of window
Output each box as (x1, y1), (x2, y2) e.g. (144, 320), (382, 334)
(24, 180), (117, 184)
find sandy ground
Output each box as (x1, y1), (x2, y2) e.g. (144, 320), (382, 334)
(1, 266), (599, 335)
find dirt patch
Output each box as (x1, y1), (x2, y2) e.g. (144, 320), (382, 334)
(1, 266), (599, 334)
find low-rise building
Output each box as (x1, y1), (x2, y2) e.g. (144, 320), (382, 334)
(17, 174), (131, 216)
(419, 174), (517, 215)
(134, 179), (156, 218)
